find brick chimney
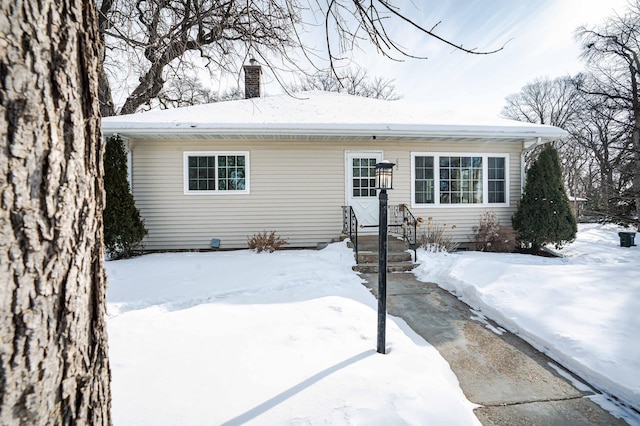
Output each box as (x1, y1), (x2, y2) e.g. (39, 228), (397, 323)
(243, 59), (262, 99)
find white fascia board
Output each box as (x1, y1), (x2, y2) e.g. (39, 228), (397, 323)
(101, 122), (568, 141)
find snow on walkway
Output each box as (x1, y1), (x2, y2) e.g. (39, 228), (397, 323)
(413, 223), (640, 421)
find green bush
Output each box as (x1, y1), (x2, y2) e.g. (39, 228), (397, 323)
(104, 135), (147, 258)
(512, 145), (577, 251)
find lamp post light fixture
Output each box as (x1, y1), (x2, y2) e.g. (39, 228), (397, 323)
(375, 161), (395, 354)
(375, 160), (394, 190)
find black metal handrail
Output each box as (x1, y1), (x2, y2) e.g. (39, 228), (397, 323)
(402, 205), (419, 261)
(388, 204), (418, 261)
(342, 206), (359, 262)
(343, 204), (419, 263)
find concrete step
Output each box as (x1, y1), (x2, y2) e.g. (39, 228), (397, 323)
(354, 236), (411, 252)
(344, 233), (417, 274)
(353, 262), (418, 274)
(357, 250), (412, 263)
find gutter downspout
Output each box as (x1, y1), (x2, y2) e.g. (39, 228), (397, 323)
(125, 138), (133, 191)
(521, 137), (542, 193)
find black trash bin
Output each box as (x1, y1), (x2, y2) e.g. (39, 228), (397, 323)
(618, 232), (637, 247)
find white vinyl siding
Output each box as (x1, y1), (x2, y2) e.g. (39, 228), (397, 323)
(129, 139), (524, 249)
(411, 153), (509, 208)
(132, 140), (344, 249)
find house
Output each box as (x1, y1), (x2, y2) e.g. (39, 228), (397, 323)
(101, 66), (567, 251)
(568, 196), (588, 221)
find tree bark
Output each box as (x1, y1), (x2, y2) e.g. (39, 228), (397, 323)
(633, 118), (640, 230)
(0, 1), (111, 424)
(631, 67), (640, 230)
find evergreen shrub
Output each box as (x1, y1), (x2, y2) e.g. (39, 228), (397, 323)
(104, 135), (147, 258)
(512, 145), (577, 251)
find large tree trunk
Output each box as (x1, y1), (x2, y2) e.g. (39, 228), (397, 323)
(601, 167), (614, 217)
(0, 1), (111, 424)
(629, 62), (640, 230)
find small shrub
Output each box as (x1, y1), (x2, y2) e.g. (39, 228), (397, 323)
(472, 211), (516, 253)
(247, 231), (289, 253)
(419, 217), (459, 253)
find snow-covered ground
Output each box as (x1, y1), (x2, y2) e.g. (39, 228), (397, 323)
(106, 243), (479, 425)
(106, 224), (640, 425)
(414, 223), (640, 422)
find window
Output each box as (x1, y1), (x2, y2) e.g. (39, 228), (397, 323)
(488, 157), (506, 203)
(439, 156), (482, 204)
(352, 157), (377, 197)
(188, 156), (216, 190)
(412, 153), (508, 206)
(414, 156), (434, 204)
(184, 152), (249, 194)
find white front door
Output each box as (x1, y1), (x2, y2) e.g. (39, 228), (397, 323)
(346, 151), (383, 230)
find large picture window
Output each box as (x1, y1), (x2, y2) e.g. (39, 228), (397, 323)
(411, 153), (508, 207)
(184, 152), (249, 194)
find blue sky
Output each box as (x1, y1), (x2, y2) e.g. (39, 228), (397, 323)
(257, 0), (631, 117)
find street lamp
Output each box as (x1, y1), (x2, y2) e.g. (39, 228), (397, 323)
(375, 160), (394, 354)
(375, 160), (394, 191)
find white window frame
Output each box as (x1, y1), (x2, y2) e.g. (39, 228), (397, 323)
(411, 152), (509, 208)
(183, 151), (250, 195)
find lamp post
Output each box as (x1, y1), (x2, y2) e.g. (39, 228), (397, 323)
(375, 161), (394, 354)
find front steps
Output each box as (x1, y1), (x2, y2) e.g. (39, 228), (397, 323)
(348, 234), (417, 273)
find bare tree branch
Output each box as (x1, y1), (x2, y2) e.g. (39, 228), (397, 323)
(576, 0), (640, 227)
(97, 0), (505, 115)
(287, 67), (401, 99)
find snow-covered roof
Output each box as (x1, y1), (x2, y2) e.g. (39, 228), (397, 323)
(102, 91), (567, 141)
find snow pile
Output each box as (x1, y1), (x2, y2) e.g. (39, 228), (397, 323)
(413, 223), (640, 414)
(106, 241), (479, 425)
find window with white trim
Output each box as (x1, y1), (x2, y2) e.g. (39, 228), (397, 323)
(184, 152), (249, 193)
(487, 157), (506, 203)
(412, 153), (508, 206)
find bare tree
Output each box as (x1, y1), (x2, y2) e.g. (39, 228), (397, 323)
(98, 0), (504, 116)
(501, 76), (581, 179)
(560, 135), (593, 207)
(577, 0), (640, 227)
(571, 82), (634, 220)
(501, 73), (635, 222)
(1, 0), (111, 424)
(288, 67), (401, 99)
(100, 0), (300, 115)
(502, 76), (580, 128)
(155, 75), (244, 109)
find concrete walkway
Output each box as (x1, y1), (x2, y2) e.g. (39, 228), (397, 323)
(360, 272), (628, 425)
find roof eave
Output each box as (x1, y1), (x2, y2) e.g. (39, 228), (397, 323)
(101, 124), (567, 142)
